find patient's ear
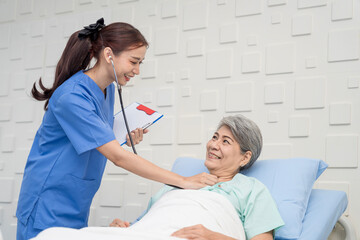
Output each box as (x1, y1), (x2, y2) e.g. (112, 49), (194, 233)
(240, 151), (252, 167)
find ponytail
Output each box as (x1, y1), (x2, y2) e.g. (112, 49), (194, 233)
(32, 31), (92, 110)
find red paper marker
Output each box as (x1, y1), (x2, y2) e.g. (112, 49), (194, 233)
(136, 104), (155, 115)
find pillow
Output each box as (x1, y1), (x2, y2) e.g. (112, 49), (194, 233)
(172, 157), (328, 240)
(172, 157), (209, 176)
(241, 158), (328, 239)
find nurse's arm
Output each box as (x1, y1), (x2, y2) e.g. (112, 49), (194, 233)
(97, 140), (218, 189)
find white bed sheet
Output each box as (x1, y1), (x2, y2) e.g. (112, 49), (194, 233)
(33, 190), (245, 240)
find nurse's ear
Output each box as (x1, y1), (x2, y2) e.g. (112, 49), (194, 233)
(103, 47), (113, 64)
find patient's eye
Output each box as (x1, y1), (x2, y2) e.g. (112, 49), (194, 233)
(212, 135), (218, 140)
(223, 140), (230, 144)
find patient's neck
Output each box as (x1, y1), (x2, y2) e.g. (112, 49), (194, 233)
(210, 171), (237, 183)
(217, 176), (235, 182)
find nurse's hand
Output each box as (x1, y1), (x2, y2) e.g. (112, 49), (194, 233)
(109, 218), (130, 228)
(183, 172), (218, 189)
(125, 128), (149, 147)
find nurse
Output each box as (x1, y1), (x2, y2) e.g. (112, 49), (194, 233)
(16, 18), (218, 240)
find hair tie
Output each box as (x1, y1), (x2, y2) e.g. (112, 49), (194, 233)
(78, 18), (105, 41)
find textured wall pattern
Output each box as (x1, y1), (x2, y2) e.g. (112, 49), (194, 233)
(0, 0), (359, 239)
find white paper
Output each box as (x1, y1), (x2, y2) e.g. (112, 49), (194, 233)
(113, 102), (163, 145)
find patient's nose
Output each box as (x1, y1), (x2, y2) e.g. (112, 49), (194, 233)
(210, 140), (220, 150)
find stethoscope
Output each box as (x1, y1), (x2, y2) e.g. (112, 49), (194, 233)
(109, 55), (137, 154)
(109, 55), (182, 188)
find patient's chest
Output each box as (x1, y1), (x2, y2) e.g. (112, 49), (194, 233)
(200, 175), (255, 223)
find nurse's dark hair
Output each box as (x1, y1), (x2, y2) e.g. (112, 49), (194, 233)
(32, 21), (148, 110)
(217, 114), (263, 172)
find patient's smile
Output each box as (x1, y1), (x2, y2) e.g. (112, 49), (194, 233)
(208, 152), (221, 159)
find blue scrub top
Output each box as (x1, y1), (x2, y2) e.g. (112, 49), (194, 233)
(16, 71), (116, 230)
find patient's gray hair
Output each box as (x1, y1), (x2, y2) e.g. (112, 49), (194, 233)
(217, 114), (263, 171)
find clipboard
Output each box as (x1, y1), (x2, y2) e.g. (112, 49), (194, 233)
(113, 102), (163, 146)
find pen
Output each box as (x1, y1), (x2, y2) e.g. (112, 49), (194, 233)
(142, 122), (152, 129)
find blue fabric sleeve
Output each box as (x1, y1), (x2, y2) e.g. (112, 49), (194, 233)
(52, 92), (115, 155)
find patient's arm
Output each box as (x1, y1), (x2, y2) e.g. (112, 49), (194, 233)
(250, 231), (273, 240)
(109, 218), (130, 228)
(171, 224), (236, 240)
(172, 225), (273, 240)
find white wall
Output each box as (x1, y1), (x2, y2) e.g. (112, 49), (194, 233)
(0, 0), (359, 239)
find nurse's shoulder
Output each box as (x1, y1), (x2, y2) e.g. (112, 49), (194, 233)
(48, 71), (92, 108)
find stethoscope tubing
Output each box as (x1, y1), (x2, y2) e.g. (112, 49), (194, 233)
(110, 58), (137, 154)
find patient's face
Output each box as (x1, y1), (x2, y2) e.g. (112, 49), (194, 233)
(205, 125), (245, 178)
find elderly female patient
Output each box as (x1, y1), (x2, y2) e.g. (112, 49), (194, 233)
(111, 114), (284, 240)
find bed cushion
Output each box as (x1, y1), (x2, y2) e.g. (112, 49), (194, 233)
(298, 189), (348, 240)
(172, 157), (328, 240)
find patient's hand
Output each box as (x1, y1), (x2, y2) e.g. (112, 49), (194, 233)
(109, 218), (130, 228)
(183, 172), (218, 189)
(172, 224), (235, 240)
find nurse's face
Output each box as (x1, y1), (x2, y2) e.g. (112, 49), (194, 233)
(205, 125), (250, 178)
(113, 46), (147, 86)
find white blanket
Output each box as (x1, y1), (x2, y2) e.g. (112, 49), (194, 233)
(33, 190), (245, 240)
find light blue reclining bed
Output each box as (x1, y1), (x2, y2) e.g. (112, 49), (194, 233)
(171, 157), (355, 240)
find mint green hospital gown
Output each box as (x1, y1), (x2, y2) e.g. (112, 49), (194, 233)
(138, 173), (284, 240)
